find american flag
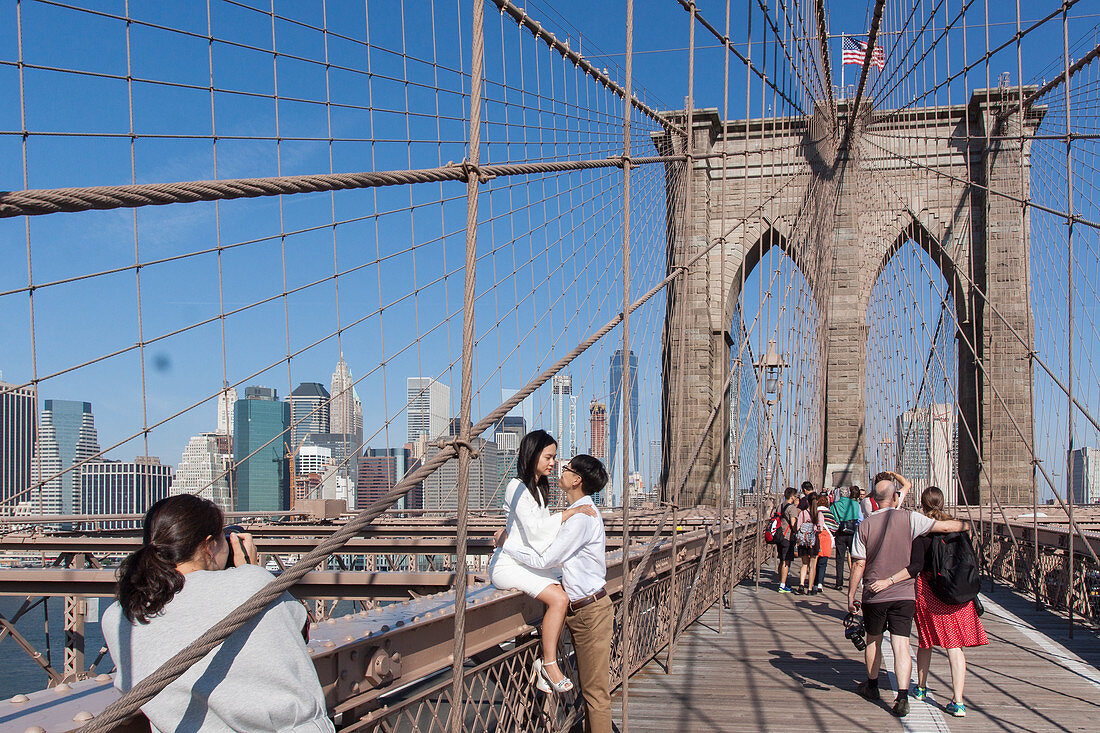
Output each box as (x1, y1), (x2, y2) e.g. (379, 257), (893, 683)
(842, 36), (885, 69)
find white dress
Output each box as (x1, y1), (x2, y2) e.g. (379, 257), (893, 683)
(490, 478), (564, 597)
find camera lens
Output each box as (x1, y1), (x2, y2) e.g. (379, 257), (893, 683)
(223, 525), (247, 569)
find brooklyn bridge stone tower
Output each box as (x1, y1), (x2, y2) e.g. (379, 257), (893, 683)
(657, 88), (1044, 509)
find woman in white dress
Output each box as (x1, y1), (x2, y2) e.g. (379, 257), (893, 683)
(490, 430), (597, 692)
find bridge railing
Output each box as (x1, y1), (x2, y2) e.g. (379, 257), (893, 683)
(978, 519), (1099, 623)
(0, 512), (764, 732)
(355, 518), (762, 733)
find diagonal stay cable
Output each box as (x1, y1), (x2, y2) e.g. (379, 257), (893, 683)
(674, 0), (807, 115)
(488, 0), (679, 134)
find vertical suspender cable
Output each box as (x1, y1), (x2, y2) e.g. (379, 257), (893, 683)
(1013, 0), (1041, 610)
(742, 2), (761, 590)
(450, 0), (485, 728)
(717, 0), (733, 630)
(619, 0), (635, 728)
(665, 0), (696, 673)
(1061, 0), (1075, 639)
(983, 0), (996, 574)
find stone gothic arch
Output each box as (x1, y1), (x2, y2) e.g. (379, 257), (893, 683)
(657, 89), (1044, 508)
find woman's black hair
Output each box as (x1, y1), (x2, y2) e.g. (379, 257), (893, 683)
(516, 429), (556, 507)
(116, 494), (223, 623)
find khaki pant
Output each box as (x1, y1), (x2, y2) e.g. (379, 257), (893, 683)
(565, 594), (613, 733)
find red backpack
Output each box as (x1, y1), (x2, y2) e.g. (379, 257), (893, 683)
(764, 510), (785, 544)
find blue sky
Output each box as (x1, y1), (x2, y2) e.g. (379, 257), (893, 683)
(1, 1), (1097, 504)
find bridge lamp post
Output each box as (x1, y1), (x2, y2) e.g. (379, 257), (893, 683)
(753, 339), (786, 586)
(754, 339), (788, 497)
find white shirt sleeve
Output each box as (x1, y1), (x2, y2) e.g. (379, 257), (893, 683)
(506, 480), (563, 554)
(909, 510), (937, 539)
(505, 516), (591, 570)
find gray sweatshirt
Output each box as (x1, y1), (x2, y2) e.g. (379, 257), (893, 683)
(102, 564), (333, 733)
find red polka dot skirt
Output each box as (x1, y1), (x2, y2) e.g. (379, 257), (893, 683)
(915, 573), (988, 649)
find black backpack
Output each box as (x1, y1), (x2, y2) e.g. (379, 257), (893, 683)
(928, 532), (981, 605)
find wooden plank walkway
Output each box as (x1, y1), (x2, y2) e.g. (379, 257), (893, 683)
(613, 566), (1100, 732)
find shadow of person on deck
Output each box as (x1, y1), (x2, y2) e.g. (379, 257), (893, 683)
(792, 599), (848, 621)
(766, 649), (867, 693)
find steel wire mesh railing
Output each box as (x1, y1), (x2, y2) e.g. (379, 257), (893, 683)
(357, 518), (761, 733)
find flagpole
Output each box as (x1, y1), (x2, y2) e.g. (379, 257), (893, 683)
(840, 36), (845, 98)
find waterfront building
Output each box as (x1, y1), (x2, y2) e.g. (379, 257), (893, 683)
(174, 433), (233, 512)
(356, 447), (422, 510)
(552, 374), (576, 469)
(407, 377), (451, 453)
(234, 387), (291, 511)
(288, 382), (330, 451)
(609, 349), (639, 505)
(302, 432), (361, 484)
(81, 456), (172, 529)
(330, 355), (363, 446)
(216, 384), (237, 436)
(422, 437), (503, 510)
(30, 400), (100, 516)
(589, 399), (607, 462)
(897, 403), (956, 494)
(0, 374), (36, 513)
(1069, 447), (1100, 504)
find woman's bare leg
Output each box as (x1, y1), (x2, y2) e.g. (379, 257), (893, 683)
(536, 584), (570, 685)
(916, 646), (932, 689)
(946, 647), (966, 703)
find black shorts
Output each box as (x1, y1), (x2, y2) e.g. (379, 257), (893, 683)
(776, 538), (796, 563)
(862, 600), (916, 637)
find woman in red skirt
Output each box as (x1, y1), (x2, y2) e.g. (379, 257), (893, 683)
(870, 486), (986, 718)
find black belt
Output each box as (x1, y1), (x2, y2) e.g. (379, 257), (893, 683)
(568, 588), (607, 614)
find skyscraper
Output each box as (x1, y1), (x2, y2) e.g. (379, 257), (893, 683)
(81, 456), (172, 529)
(294, 444), (335, 504)
(407, 377), (451, 453)
(30, 400), (100, 515)
(234, 386), (291, 511)
(301, 432), (360, 484)
(552, 374), (576, 468)
(174, 432), (233, 512)
(0, 375), (36, 512)
(357, 447), (421, 510)
(896, 403), (956, 493)
(288, 382), (330, 450)
(494, 415), (526, 454)
(494, 416), (525, 488)
(1068, 447), (1100, 504)
(608, 349), (639, 504)
(330, 354), (363, 446)
(216, 385), (238, 436)
(589, 399), (607, 461)
(297, 445), (334, 476)
(422, 437), (503, 510)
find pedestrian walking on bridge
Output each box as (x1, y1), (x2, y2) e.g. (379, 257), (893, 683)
(847, 472), (968, 718)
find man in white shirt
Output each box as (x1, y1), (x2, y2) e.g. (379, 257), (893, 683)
(504, 454), (611, 733)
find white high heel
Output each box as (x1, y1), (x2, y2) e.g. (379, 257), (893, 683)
(532, 658), (548, 692)
(537, 659), (574, 693)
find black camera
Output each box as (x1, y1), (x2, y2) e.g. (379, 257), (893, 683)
(223, 524), (253, 568)
(844, 611), (867, 651)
